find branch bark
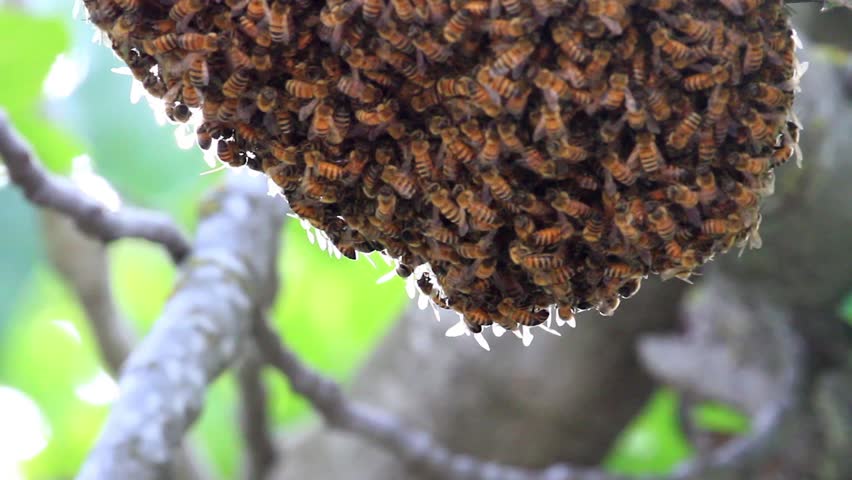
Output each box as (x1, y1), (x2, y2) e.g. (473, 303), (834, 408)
(76, 172), (285, 480)
(0, 109), (191, 263)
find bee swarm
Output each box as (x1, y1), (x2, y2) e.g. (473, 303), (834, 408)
(86, 0), (798, 333)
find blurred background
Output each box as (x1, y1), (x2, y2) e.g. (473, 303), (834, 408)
(0, 1), (849, 479)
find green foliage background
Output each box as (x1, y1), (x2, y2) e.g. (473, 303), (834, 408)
(0, 4), (844, 480)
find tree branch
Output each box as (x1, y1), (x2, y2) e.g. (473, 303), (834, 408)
(75, 172), (285, 480)
(236, 335), (278, 480)
(0, 109), (191, 263)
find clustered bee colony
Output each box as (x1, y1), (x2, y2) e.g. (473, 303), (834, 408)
(85, 0), (798, 334)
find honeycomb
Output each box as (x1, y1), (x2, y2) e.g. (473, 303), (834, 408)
(84, 0), (799, 333)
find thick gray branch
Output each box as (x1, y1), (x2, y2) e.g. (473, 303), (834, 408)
(76, 173), (285, 480)
(0, 109), (191, 263)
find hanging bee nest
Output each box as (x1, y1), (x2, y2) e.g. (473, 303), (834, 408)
(85, 0), (799, 334)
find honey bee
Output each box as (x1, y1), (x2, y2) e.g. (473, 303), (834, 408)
(601, 152), (636, 186)
(604, 262), (644, 280)
(696, 167), (719, 204)
(479, 128), (502, 164)
(746, 82), (789, 108)
(142, 33), (178, 55)
(683, 65), (729, 92)
(217, 98), (238, 123)
(668, 13), (716, 43)
(270, 142), (299, 165)
(217, 141), (241, 166)
(646, 88), (672, 122)
(549, 137), (590, 164)
(412, 30), (451, 63)
(551, 192), (594, 219)
(585, 46), (612, 82)
(631, 132), (664, 173)
(275, 109), (293, 138)
(235, 0), (263, 22)
(666, 184), (699, 209)
(455, 120), (483, 148)
(375, 186), (397, 223)
(487, 18), (531, 38)
(496, 119), (524, 153)
(443, 8), (473, 43)
(381, 165), (417, 199)
(733, 153), (770, 175)
(531, 224), (574, 247)
(705, 86), (730, 125)
(647, 204), (676, 241)
(114, 0), (140, 12)
(742, 32), (765, 75)
(533, 69), (572, 99)
(551, 24), (590, 63)
(728, 182), (758, 208)
(587, 0), (628, 35)
(582, 214), (605, 244)
(477, 68), (520, 99)
(255, 86), (277, 113)
(251, 47), (272, 71)
(770, 143), (794, 168)
(390, 0), (416, 22)
(377, 21), (414, 54)
(701, 217), (731, 236)
(181, 80), (202, 108)
(641, 0), (678, 10)
(497, 299), (549, 327)
(441, 129), (477, 166)
(187, 56), (209, 87)
(426, 184), (465, 226)
(178, 32), (220, 52)
(457, 190), (499, 224)
(741, 109), (776, 146)
(667, 112), (701, 150)
(651, 27), (699, 64)
(488, 39), (535, 77)
(222, 69), (251, 98)
(411, 88), (441, 112)
(410, 137), (436, 181)
(534, 104), (566, 141)
(269, 2), (294, 43)
(310, 102), (341, 143)
(600, 73), (629, 110)
(359, 0), (383, 22)
(480, 165), (514, 202)
(355, 100), (397, 126)
(337, 75), (381, 104)
(286, 79), (330, 99)
(111, 13), (138, 42)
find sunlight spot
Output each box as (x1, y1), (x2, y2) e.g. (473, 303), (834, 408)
(71, 155), (122, 212)
(0, 386), (51, 464)
(445, 318), (468, 338)
(74, 370), (120, 406)
(0, 165), (8, 189)
(50, 320), (82, 344)
(43, 54), (88, 100)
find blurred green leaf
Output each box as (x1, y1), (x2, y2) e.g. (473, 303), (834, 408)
(0, 266), (109, 478)
(110, 240), (177, 330)
(840, 294), (852, 325)
(692, 403), (749, 434)
(605, 389), (693, 475)
(0, 11), (69, 112)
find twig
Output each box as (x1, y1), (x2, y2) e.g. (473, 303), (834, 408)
(257, 297), (803, 480)
(76, 172), (285, 480)
(0, 109), (191, 263)
(41, 210), (137, 372)
(236, 335), (278, 480)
